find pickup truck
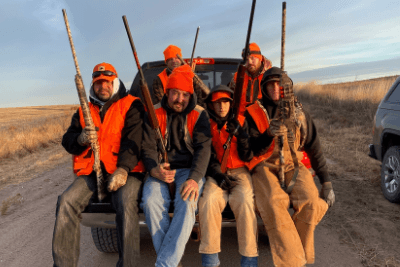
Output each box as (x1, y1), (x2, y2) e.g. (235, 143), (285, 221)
(80, 57), (314, 253)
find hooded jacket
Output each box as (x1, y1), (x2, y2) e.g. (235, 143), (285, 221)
(141, 92), (212, 183)
(238, 87), (330, 184)
(62, 80), (145, 176)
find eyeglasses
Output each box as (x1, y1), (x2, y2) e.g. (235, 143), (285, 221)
(92, 71), (117, 79)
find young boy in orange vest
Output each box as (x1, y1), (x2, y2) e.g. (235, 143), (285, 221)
(198, 84), (258, 267)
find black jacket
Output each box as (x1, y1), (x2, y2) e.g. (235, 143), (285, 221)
(62, 80), (145, 175)
(142, 92), (212, 183)
(238, 92), (330, 184)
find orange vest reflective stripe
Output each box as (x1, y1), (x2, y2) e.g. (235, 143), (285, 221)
(158, 69), (169, 91)
(154, 103), (203, 154)
(73, 95), (145, 176)
(233, 71), (263, 114)
(210, 115), (246, 169)
(245, 101), (275, 171)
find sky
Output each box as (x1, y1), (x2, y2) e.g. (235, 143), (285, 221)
(1, 0), (400, 108)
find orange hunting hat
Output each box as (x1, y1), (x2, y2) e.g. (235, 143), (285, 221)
(163, 45), (182, 62)
(242, 42), (262, 60)
(92, 62), (118, 83)
(211, 91), (233, 102)
(166, 64), (194, 94)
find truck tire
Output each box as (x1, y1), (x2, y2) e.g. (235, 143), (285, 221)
(91, 227), (118, 253)
(381, 146), (400, 203)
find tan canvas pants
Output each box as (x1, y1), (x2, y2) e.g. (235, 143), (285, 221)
(252, 163), (328, 267)
(199, 167), (258, 257)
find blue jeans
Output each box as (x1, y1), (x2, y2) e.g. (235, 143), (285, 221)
(202, 253), (258, 267)
(141, 169), (205, 267)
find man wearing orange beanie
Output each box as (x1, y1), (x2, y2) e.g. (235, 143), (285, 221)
(229, 42), (272, 114)
(141, 64), (212, 266)
(152, 44), (205, 107)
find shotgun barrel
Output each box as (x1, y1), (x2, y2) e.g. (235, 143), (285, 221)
(122, 15), (175, 197)
(62, 9), (106, 202)
(221, 0), (257, 173)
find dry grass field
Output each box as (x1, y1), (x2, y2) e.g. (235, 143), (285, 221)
(0, 105), (78, 193)
(0, 105), (78, 159)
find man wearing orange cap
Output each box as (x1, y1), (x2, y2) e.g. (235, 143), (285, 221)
(152, 44), (205, 107)
(52, 62), (146, 267)
(198, 85), (258, 267)
(141, 64), (212, 267)
(229, 42), (272, 114)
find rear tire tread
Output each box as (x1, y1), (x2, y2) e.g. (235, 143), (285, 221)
(91, 227), (118, 253)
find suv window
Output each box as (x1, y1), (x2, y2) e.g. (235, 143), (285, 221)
(386, 82), (400, 104)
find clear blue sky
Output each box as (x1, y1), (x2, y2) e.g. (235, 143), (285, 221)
(1, 0), (400, 108)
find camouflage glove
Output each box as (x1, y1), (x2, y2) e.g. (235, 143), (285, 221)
(77, 126), (97, 146)
(214, 172), (238, 191)
(267, 119), (287, 137)
(320, 181), (335, 207)
(108, 168), (128, 192)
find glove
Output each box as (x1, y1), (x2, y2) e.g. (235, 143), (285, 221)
(226, 119), (247, 139)
(320, 181), (335, 207)
(77, 126), (97, 146)
(267, 119), (287, 137)
(214, 172), (238, 191)
(108, 168), (128, 192)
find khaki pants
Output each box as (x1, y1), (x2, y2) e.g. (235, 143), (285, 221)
(199, 167), (258, 257)
(252, 163), (328, 267)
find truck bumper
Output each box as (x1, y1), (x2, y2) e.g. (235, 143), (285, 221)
(369, 144), (378, 160)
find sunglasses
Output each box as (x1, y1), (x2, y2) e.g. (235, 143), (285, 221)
(92, 71), (117, 79)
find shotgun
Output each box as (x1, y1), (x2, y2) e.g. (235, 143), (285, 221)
(190, 26), (200, 70)
(278, 2), (299, 193)
(62, 9), (106, 202)
(122, 15), (175, 197)
(220, 0), (257, 173)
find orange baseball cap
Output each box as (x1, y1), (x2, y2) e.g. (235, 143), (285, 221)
(211, 91), (233, 102)
(163, 45), (182, 62)
(166, 64), (194, 94)
(92, 62), (118, 83)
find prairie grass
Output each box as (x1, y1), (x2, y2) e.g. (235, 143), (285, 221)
(294, 77), (399, 184)
(1, 193), (23, 215)
(0, 105), (78, 160)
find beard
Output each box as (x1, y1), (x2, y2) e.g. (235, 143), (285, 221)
(172, 101), (185, 111)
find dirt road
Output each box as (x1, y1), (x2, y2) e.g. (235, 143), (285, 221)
(0, 153), (373, 267)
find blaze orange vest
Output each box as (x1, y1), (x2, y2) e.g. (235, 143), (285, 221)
(245, 101), (275, 171)
(233, 71), (263, 114)
(154, 103), (203, 154)
(158, 69), (169, 92)
(210, 115), (246, 169)
(73, 95), (145, 176)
